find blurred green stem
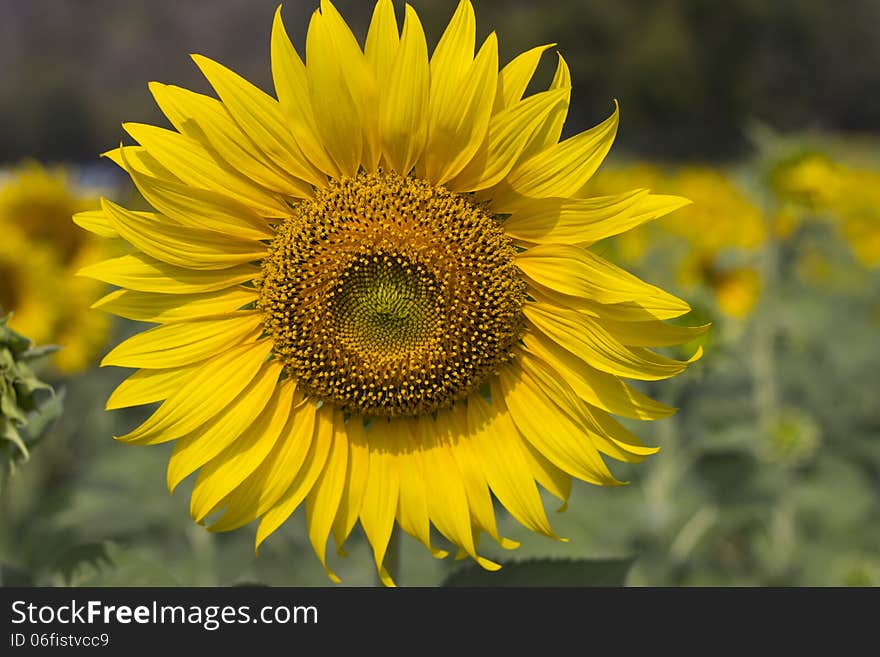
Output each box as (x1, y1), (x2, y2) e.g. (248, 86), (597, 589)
(753, 223), (780, 433)
(0, 473), (11, 566)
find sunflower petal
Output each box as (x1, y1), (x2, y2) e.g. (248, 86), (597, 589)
(73, 210), (119, 238)
(444, 408), (518, 550)
(525, 302), (695, 381)
(451, 86), (569, 192)
(494, 100), (617, 208)
(520, 52), (571, 159)
(122, 122), (289, 215)
(103, 199), (265, 271)
(304, 409), (349, 582)
(114, 338), (271, 444)
(101, 312), (263, 369)
(365, 0), (399, 84)
(467, 393), (556, 537)
(77, 253), (259, 295)
(517, 243), (691, 317)
(256, 403), (335, 551)
(419, 417), (497, 569)
(92, 287), (258, 324)
(518, 351), (658, 462)
(209, 398), (318, 532)
(191, 54), (326, 188)
(493, 44), (555, 111)
(379, 4), (429, 175)
(106, 364), (201, 410)
(190, 379), (296, 523)
(270, 6), (338, 177)
(331, 417), (370, 556)
(496, 369), (621, 485)
(391, 419), (448, 558)
(359, 423), (400, 587)
(167, 360), (284, 492)
(424, 31), (499, 184)
(149, 81), (312, 197)
(522, 329), (675, 420)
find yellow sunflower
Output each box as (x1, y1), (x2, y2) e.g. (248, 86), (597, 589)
(0, 162), (110, 372)
(80, 0), (704, 585)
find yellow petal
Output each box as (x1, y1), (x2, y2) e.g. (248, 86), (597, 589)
(103, 199), (266, 271)
(92, 286), (258, 324)
(601, 318), (711, 347)
(522, 442), (572, 507)
(379, 4), (429, 175)
(331, 416), (370, 556)
(466, 393), (556, 537)
(167, 360), (284, 492)
(517, 243), (691, 317)
(524, 302), (694, 381)
(149, 81), (312, 198)
(419, 416), (496, 569)
(73, 209), (119, 239)
(255, 402), (334, 551)
(364, 0), (399, 84)
(106, 364), (201, 410)
(77, 253), (259, 295)
(496, 368), (621, 485)
(521, 329), (675, 420)
(305, 410), (350, 582)
(114, 337), (271, 444)
(122, 122), (289, 215)
(190, 378), (296, 523)
(305, 2), (379, 175)
(358, 424), (400, 587)
(442, 407), (518, 550)
(208, 398), (318, 532)
(518, 351), (658, 462)
(101, 312), (263, 369)
(519, 52), (571, 160)
(270, 6), (338, 177)
(450, 86), (569, 192)
(390, 419), (446, 558)
(495, 100), (618, 208)
(191, 54), (326, 188)
(120, 161), (274, 241)
(424, 30), (499, 184)
(493, 44), (555, 112)
(102, 145), (176, 180)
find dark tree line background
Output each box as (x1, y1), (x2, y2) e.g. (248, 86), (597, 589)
(1, 0), (878, 164)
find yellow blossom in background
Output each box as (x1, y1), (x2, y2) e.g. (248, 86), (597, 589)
(584, 164), (764, 318)
(772, 151), (880, 268)
(0, 163), (110, 372)
(79, 0), (704, 585)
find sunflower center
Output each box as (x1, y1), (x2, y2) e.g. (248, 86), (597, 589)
(0, 262), (22, 314)
(259, 171), (525, 418)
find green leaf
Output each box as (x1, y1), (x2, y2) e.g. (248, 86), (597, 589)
(50, 541), (115, 585)
(0, 562), (36, 586)
(443, 557), (636, 587)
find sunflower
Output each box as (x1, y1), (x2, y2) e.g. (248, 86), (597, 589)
(0, 162), (111, 372)
(80, 0), (704, 585)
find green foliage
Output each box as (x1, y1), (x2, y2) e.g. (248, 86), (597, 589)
(443, 558), (635, 587)
(0, 314), (62, 480)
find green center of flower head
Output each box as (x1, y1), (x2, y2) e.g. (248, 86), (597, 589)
(259, 171), (526, 418)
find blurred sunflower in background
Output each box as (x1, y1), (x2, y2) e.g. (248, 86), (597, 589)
(0, 162), (110, 372)
(80, 0), (704, 585)
(772, 152), (880, 270)
(586, 165), (765, 319)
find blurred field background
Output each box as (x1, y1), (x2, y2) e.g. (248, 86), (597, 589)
(1, 0), (878, 587)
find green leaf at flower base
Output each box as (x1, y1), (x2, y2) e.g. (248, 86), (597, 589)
(442, 557), (636, 587)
